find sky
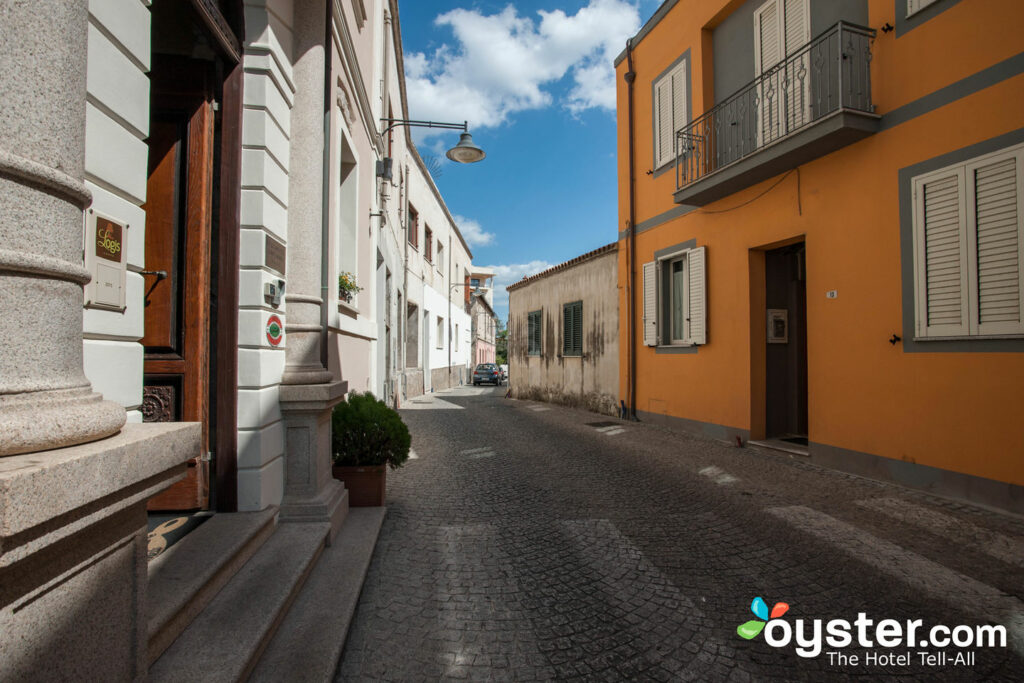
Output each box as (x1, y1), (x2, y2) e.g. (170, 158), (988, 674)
(397, 0), (662, 321)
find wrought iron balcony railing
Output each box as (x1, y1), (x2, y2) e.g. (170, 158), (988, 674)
(676, 22), (876, 192)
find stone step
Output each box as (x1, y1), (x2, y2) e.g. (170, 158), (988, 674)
(149, 522), (330, 683)
(249, 507), (387, 682)
(147, 507), (279, 665)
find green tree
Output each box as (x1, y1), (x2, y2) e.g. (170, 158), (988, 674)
(495, 319), (508, 365)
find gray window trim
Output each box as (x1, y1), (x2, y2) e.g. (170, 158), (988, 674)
(899, 126), (1024, 352)
(653, 238), (700, 353)
(894, 0), (964, 37)
(651, 48), (692, 178)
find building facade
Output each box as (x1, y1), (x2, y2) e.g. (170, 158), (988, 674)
(0, 0), (479, 675)
(469, 266), (499, 367)
(508, 244), (620, 415)
(617, 0), (1024, 513)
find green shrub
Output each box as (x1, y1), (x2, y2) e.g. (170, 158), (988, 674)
(331, 392), (411, 470)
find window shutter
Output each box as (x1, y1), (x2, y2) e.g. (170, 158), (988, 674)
(915, 170), (970, 337)
(654, 80), (672, 168)
(754, 0), (782, 143)
(642, 261), (658, 346)
(527, 313), (535, 355)
(687, 247), (707, 345)
(754, 0), (781, 75)
(671, 66), (686, 157)
(573, 303), (582, 355)
(969, 153), (1024, 335)
(782, 0), (810, 130)
(563, 304), (572, 355)
(783, 0), (809, 55)
(907, 0), (939, 17)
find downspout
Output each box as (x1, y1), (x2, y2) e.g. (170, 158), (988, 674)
(319, 0), (333, 371)
(447, 233), (452, 387)
(625, 39), (638, 420)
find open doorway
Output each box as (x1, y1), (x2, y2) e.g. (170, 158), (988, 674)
(763, 242), (808, 448)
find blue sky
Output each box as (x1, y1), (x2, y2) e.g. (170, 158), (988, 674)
(397, 0), (662, 320)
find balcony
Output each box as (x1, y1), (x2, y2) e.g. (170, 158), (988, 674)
(674, 22), (878, 206)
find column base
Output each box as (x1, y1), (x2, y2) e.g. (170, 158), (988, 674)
(279, 380), (349, 541)
(0, 386), (126, 457)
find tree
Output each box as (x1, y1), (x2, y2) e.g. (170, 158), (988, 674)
(495, 319), (508, 365)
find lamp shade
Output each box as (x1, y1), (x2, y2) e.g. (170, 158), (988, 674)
(446, 132), (485, 163)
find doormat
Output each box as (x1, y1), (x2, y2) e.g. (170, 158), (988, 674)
(147, 512), (211, 561)
(781, 436), (809, 446)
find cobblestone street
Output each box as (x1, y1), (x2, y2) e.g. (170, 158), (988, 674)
(336, 387), (1024, 681)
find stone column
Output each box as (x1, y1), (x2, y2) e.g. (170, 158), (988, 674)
(0, 3), (199, 678)
(279, 0), (348, 536)
(0, 0), (125, 456)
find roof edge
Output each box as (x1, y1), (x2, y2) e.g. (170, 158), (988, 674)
(506, 242), (618, 293)
(613, 0), (681, 67)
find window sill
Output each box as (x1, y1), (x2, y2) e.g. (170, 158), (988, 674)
(914, 333), (1024, 342)
(338, 300), (359, 317)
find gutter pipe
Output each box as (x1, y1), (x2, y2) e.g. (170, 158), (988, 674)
(625, 39), (638, 420)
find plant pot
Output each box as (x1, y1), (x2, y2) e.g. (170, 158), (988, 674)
(332, 465), (386, 506)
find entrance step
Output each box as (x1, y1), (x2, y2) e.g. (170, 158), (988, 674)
(149, 521), (330, 683)
(147, 507), (278, 665)
(250, 507), (387, 682)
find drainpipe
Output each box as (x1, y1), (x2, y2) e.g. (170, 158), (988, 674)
(625, 39), (638, 420)
(319, 0), (332, 372)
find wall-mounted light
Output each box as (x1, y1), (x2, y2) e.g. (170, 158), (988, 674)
(380, 118), (486, 164)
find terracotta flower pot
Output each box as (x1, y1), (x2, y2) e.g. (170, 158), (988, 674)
(332, 465), (386, 506)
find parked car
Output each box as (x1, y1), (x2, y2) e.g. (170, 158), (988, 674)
(473, 363), (503, 386)
(499, 364), (508, 381)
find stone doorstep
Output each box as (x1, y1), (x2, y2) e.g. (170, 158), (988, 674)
(146, 506), (280, 665)
(148, 521), (331, 683)
(249, 507), (387, 682)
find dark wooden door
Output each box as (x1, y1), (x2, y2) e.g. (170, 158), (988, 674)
(143, 57), (215, 510)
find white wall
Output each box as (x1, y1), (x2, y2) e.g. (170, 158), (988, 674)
(235, 0), (297, 511)
(81, 0), (152, 424)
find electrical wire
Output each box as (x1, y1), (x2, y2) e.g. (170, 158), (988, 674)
(695, 169), (797, 214)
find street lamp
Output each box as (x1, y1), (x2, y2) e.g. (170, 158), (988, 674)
(380, 119), (486, 163)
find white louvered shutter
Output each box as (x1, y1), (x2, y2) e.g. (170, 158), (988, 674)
(782, 0), (810, 131)
(687, 247), (707, 345)
(907, 0), (939, 17)
(642, 261), (658, 346)
(968, 151), (1024, 336)
(754, 0), (783, 144)
(654, 79), (672, 168)
(914, 169), (970, 337)
(670, 66), (686, 160)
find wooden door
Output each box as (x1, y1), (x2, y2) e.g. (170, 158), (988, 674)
(143, 57), (215, 510)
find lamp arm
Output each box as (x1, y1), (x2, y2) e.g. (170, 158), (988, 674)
(380, 118), (468, 137)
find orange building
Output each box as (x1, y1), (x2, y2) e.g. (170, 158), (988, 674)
(616, 0), (1024, 513)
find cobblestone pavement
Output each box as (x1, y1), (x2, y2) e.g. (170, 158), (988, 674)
(336, 386), (1024, 682)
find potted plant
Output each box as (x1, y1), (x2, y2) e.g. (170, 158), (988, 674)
(338, 271), (362, 304)
(331, 392), (410, 506)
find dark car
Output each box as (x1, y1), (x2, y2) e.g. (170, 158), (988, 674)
(473, 363), (503, 386)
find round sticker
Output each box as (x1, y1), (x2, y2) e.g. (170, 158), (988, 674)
(266, 314), (283, 346)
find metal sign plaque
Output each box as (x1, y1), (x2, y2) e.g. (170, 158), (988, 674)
(265, 236), (286, 275)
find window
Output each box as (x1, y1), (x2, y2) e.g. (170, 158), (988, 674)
(454, 323), (459, 351)
(471, 278), (480, 288)
(562, 301), (582, 356)
(912, 143), (1024, 339)
(527, 310), (542, 355)
(408, 206), (419, 248)
(425, 226), (433, 262)
(906, 0), (939, 16)
(436, 242), (444, 274)
(436, 315), (444, 348)
(653, 58), (688, 170)
(642, 246), (707, 347)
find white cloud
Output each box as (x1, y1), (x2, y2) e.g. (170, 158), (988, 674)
(484, 260), (557, 318)
(454, 215), (496, 248)
(406, 1), (640, 135)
